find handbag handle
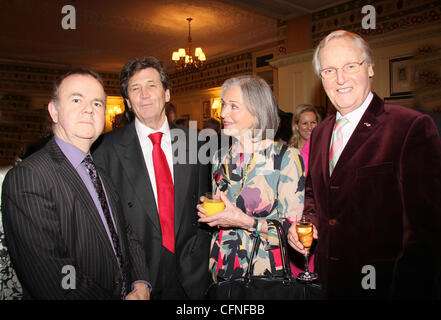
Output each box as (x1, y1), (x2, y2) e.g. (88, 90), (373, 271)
(245, 219), (294, 281)
(270, 219), (294, 279)
(243, 144), (294, 281)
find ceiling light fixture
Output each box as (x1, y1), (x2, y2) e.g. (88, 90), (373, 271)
(172, 18), (206, 72)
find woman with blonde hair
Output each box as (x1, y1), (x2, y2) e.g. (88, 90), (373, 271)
(289, 104), (321, 175)
(288, 104), (321, 278)
(289, 104), (321, 150)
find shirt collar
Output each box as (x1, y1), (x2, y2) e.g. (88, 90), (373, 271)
(336, 91), (373, 125)
(54, 136), (88, 169)
(135, 117), (170, 140)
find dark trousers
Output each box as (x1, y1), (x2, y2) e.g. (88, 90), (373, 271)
(152, 246), (188, 300)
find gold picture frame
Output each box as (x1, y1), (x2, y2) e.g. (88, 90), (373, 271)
(390, 56), (414, 96)
(202, 100), (211, 119)
(384, 95), (414, 108)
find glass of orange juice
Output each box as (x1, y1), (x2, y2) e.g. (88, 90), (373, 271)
(202, 192), (225, 216)
(296, 215), (318, 282)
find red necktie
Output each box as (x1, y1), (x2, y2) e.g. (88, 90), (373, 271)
(149, 132), (175, 253)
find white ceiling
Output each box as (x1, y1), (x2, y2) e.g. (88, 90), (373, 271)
(0, 0), (348, 73)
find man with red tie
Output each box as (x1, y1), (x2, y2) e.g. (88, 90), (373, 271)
(92, 57), (211, 299)
(288, 30), (441, 299)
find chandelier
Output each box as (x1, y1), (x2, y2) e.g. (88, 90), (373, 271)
(172, 18), (206, 72)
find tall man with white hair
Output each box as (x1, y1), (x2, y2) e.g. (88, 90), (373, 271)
(288, 30), (441, 299)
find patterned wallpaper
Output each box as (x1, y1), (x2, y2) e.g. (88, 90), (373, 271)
(169, 53), (253, 95)
(0, 53), (253, 165)
(2, 0), (440, 164)
(312, 0), (441, 46)
(0, 62), (120, 166)
(0, 63), (120, 96)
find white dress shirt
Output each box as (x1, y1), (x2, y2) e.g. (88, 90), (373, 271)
(332, 91), (374, 152)
(135, 118), (174, 208)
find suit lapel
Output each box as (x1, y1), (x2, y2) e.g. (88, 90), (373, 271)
(47, 139), (117, 264)
(173, 162), (189, 237)
(330, 94), (385, 177)
(114, 123), (162, 234)
(114, 123), (194, 239)
(319, 116), (335, 183)
(170, 124), (192, 237)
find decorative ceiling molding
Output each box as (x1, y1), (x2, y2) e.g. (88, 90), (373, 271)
(216, 0), (350, 20)
(268, 49), (315, 68)
(311, 0), (441, 47)
(0, 0), (350, 73)
(367, 23), (441, 50)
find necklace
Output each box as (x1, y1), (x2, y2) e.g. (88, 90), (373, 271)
(224, 147), (255, 200)
(238, 153), (254, 195)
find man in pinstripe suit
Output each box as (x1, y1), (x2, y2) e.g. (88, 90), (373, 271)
(1, 69), (151, 299)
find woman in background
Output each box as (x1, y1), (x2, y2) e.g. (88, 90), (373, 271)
(1, 135), (51, 299)
(289, 104), (321, 176)
(288, 104), (321, 277)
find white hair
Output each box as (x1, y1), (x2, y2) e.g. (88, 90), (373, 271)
(312, 30), (375, 76)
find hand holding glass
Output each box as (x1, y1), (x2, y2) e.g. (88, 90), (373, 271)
(296, 216), (318, 282)
(202, 193), (225, 216)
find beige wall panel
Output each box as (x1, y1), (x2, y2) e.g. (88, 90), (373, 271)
(271, 50), (321, 114)
(171, 87), (221, 129)
(272, 24), (441, 113)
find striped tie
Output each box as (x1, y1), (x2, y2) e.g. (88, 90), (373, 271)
(329, 117), (349, 175)
(82, 155), (127, 299)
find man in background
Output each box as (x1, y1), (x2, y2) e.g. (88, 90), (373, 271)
(165, 102), (177, 124)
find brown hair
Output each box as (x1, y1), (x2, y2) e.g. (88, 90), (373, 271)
(51, 68), (105, 103)
(120, 56), (170, 122)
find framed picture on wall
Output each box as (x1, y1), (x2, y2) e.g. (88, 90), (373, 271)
(389, 56), (414, 96)
(202, 100), (211, 119)
(384, 95), (414, 108)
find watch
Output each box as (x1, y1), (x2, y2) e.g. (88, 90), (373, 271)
(254, 220), (262, 237)
(248, 218), (259, 232)
(248, 218), (262, 237)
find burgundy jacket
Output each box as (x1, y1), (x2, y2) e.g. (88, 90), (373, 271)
(305, 93), (441, 299)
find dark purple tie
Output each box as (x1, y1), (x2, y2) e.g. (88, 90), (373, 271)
(82, 154), (127, 299)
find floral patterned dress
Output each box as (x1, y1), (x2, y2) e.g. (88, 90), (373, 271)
(209, 141), (305, 282)
(1, 166), (23, 300)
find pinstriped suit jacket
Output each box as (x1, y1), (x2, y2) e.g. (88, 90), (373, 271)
(1, 138), (150, 299)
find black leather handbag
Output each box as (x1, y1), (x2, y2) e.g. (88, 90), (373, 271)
(205, 219), (324, 300)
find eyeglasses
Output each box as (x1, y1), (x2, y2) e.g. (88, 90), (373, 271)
(320, 60), (365, 79)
